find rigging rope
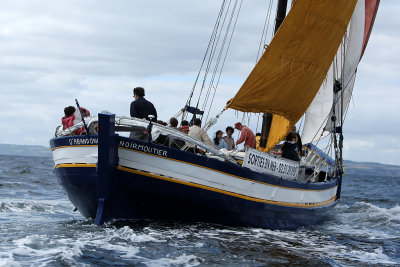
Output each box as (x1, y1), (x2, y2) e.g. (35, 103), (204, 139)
(204, 0), (244, 122)
(183, 1), (276, 132)
(184, 0), (228, 114)
(201, 0), (236, 113)
(255, 0), (274, 63)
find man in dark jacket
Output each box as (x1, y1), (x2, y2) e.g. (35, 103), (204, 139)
(130, 87), (157, 121)
(129, 87), (157, 140)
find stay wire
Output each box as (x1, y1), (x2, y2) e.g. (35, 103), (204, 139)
(195, 1), (229, 112)
(201, 0), (234, 113)
(203, 0), (241, 117)
(255, 0), (274, 63)
(185, 1), (227, 111)
(205, 0), (243, 122)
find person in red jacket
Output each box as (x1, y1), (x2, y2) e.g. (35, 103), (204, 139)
(62, 106), (76, 130)
(235, 122), (256, 149)
(61, 106), (90, 135)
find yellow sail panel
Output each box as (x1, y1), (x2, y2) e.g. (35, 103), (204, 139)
(265, 115), (289, 151)
(227, 0), (357, 150)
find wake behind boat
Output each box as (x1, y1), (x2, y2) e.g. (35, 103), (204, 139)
(50, 0), (380, 230)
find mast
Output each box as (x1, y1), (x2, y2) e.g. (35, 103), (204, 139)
(260, 0), (288, 148)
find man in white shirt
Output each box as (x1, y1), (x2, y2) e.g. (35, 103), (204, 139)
(188, 118), (213, 147)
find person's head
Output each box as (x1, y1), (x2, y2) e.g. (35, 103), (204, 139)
(169, 117), (178, 127)
(81, 107), (90, 117)
(193, 118), (201, 126)
(226, 126), (234, 137)
(291, 125), (297, 133)
(64, 106), (76, 117)
(216, 130), (223, 139)
(133, 87), (145, 99)
(181, 120), (189, 126)
(286, 132), (296, 142)
(180, 125), (189, 134)
(214, 130), (223, 145)
(157, 120), (167, 126)
(256, 132), (261, 137)
(234, 122), (242, 130)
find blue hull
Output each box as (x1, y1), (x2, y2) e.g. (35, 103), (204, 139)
(55, 165), (338, 230)
(51, 114), (340, 230)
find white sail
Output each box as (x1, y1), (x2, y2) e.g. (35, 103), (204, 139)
(301, 66), (334, 143)
(302, 0), (365, 142)
(325, 0), (365, 132)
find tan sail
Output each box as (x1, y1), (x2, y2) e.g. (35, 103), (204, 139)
(227, 0), (357, 151)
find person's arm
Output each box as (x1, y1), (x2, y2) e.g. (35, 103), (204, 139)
(236, 128), (246, 145)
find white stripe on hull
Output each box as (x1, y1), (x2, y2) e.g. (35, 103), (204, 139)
(118, 148), (337, 205)
(52, 146), (98, 165)
(52, 146), (337, 205)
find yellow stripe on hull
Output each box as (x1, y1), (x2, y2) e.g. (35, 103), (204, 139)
(117, 166), (337, 208)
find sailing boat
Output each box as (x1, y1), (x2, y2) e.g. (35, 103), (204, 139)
(49, 0), (380, 230)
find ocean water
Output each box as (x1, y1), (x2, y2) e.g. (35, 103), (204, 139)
(0, 154), (399, 266)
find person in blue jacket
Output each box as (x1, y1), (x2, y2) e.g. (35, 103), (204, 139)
(130, 87), (157, 121)
(213, 130), (228, 150)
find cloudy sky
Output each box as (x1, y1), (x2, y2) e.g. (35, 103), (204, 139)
(1, 1), (398, 165)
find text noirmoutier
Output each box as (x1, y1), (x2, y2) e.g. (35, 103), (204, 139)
(119, 140), (168, 157)
(67, 138), (168, 157)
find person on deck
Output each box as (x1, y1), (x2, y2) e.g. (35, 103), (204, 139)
(180, 120), (190, 134)
(255, 133), (261, 150)
(168, 117), (185, 149)
(223, 126), (235, 151)
(213, 130), (228, 150)
(281, 132), (300, 161)
(130, 87), (157, 121)
(62, 106), (76, 130)
(129, 87), (157, 140)
(61, 106), (90, 135)
(188, 118), (214, 147)
(290, 125), (303, 156)
(235, 122), (256, 149)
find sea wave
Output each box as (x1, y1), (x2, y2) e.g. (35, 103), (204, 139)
(336, 202), (400, 227)
(0, 201), (61, 214)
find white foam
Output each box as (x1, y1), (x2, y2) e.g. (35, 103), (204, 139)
(326, 202), (400, 240)
(144, 253), (203, 267)
(0, 251), (20, 267)
(0, 198), (74, 215)
(327, 246), (397, 265)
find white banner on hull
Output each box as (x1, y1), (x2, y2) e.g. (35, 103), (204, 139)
(243, 148), (300, 180)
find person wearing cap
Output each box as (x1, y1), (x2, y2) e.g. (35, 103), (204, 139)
(235, 122), (256, 149)
(188, 118), (213, 147)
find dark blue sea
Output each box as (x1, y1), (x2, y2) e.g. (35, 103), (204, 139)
(0, 154), (399, 266)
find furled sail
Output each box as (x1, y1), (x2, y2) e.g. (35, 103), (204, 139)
(302, 0), (365, 143)
(227, 0), (357, 151)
